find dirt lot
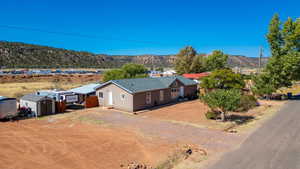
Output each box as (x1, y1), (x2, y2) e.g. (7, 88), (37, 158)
(138, 100), (286, 132)
(139, 101), (219, 129)
(0, 100), (286, 169)
(0, 119), (176, 169)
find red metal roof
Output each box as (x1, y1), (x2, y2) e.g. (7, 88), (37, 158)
(182, 72), (210, 79)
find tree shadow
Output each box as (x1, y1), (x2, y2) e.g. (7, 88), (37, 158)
(227, 114), (255, 125)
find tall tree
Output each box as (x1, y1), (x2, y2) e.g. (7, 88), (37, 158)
(266, 14), (283, 57)
(205, 50), (228, 71)
(282, 17), (296, 53)
(294, 18), (300, 51)
(264, 14), (300, 90)
(190, 55), (206, 73)
(175, 46), (198, 74)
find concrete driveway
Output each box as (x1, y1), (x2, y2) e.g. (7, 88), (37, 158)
(207, 101), (300, 169)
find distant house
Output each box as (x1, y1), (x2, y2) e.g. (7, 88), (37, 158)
(95, 76), (197, 112)
(163, 70), (176, 76)
(0, 96), (17, 119)
(182, 72), (210, 83)
(20, 94), (55, 117)
(148, 70), (163, 77)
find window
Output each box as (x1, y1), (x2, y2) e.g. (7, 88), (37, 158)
(159, 90), (164, 101)
(146, 92), (151, 104)
(120, 94), (125, 100)
(98, 92), (103, 98)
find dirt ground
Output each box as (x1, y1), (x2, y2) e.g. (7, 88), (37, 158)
(138, 101), (221, 128)
(0, 100), (286, 169)
(138, 100), (286, 131)
(0, 119), (176, 169)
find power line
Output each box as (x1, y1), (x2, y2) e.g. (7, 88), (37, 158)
(0, 24), (177, 46)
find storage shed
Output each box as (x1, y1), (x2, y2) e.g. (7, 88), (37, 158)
(20, 94), (55, 117)
(0, 96), (17, 119)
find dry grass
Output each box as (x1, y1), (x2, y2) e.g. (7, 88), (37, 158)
(279, 83), (300, 95)
(0, 81), (84, 98)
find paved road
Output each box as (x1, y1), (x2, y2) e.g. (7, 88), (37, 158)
(208, 101), (300, 169)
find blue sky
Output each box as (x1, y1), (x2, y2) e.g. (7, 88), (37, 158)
(0, 0), (299, 57)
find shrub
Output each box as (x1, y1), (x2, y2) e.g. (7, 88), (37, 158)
(237, 95), (258, 112)
(205, 111), (218, 120)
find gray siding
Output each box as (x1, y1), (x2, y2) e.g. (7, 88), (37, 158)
(96, 80), (198, 112)
(132, 88), (172, 111)
(96, 83), (133, 112)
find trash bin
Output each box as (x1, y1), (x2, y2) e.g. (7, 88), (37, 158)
(287, 92), (292, 99)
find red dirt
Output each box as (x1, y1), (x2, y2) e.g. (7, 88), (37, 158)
(0, 119), (175, 169)
(140, 100), (213, 126)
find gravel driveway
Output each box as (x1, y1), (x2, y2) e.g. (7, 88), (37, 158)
(86, 110), (245, 154)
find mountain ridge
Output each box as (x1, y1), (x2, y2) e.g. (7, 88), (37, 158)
(0, 41), (268, 69)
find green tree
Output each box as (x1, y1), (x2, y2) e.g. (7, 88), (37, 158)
(251, 74), (276, 97)
(190, 55), (206, 73)
(295, 18), (300, 51)
(266, 14), (283, 57)
(264, 14), (300, 90)
(200, 69), (245, 90)
(121, 63), (148, 78)
(103, 69), (126, 82)
(175, 46), (199, 74)
(282, 51), (300, 81)
(103, 63), (148, 82)
(205, 50), (228, 71)
(282, 17), (296, 53)
(201, 89), (241, 121)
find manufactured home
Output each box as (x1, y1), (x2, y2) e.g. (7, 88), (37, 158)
(20, 94), (55, 117)
(95, 76), (197, 112)
(0, 96), (17, 119)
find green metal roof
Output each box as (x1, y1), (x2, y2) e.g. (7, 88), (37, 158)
(108, 76), (197, 94)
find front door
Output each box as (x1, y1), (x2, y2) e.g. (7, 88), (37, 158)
(180, 86), (184, 97)
(108, 91), (113, 105)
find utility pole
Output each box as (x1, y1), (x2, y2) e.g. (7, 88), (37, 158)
(258, 46), (263, 74)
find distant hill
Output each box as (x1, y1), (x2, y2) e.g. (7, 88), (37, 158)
(0, 41), (268, 69)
